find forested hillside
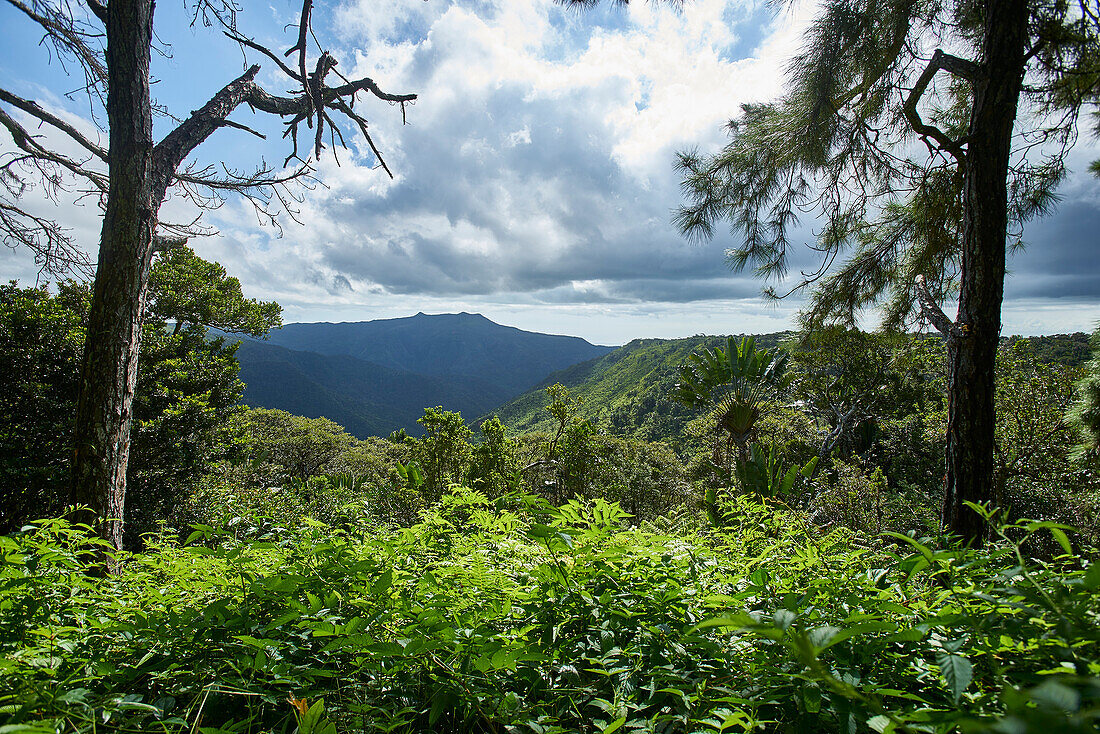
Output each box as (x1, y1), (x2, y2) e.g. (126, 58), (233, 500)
(250, 313), (614, 395)
(4, 0), (1100, 732)
(492, 331), (1085, 448)
(235, 341), (506, 437)
(5, 272), (1100, 734)
(492, 333), (790, 446)
(231, 313), (615, 435)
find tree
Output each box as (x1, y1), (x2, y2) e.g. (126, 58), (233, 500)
(993, 340), (1083, 518)
(146, 247), (282, 338)
(124, 245), (280, 542)
(0, 281), (87, 530)
(236, 408), (358, 484)
(671, 336), (791, 473)
(0, 247), (277, 541)
(789, 328), (898, 465)
(1072, 325), (1100, 458)
(1, 0), (415, 553)
(467, 417), (520, 497)
(673, 1), (1100, 543)
(413, 407), (473, 503)
(789, 329), (945, 467)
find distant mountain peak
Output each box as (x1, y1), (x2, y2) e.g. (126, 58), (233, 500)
(406, 311), (489, 322)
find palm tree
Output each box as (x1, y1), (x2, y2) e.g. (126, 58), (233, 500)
(672, 336), (791, 474)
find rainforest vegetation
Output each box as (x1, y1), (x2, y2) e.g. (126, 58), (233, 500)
(3, 0), (1100, 732)
(3, 273), (1100, 732)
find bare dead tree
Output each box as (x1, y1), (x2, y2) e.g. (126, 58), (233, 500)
(0, 0), (416, 561)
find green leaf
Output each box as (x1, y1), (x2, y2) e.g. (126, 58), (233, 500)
(1084, 562), (1100, 590)
(526, 523), (554, 540)
(1028, 679), (1080, 712)
(808, 625), (841, 649)
(773, 609), (796, 631)
(881, 531), (934, 561)
(602, 717), (626, 734)
(866, 715), (893, 733)
(799, 456), (819, 479)
(802, 685), (821, 714)
(1050, 527), (1072, 556)
(937, 653), (972, 703)
(372, 570), (393, 596)
(306, 592), (322, 613)
(687, 613), (755, 635)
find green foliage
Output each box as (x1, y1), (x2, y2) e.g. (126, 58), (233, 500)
(1071, 326), (1100, 459)
(988, 341), (1100, 550)
(413, 407), (474, 502)
(494, 334), (792, 447)
(190, 410), (423, 529)
(0, 271), (260, 543)
(788, 329), (945, 462)
(0, 281), (87, 530)
(673, 1), (1096, 329)
(521, 429), (692, 522)
(994, 342), (1084, 517)
(736, 444), (818, 501)
(467, 417), (520, 496)
(1005, 333), (1093, 369)
(2, 497), (1098, 733)
(147, 246), (281, 337)
(514, 385), (695, 521)
(125, 322), (247, 541)
(806, 457), (935, 536)
(236, 408), (361, 483)
(673, 336), (791, 478)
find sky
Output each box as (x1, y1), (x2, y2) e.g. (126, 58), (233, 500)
(1, 0), (1099, 346)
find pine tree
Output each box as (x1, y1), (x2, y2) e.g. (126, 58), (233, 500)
(672, 0), (1100, 544)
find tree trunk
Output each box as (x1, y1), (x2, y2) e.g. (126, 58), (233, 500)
(70, 0), (156, 556)
(943, 0), (1028, 546)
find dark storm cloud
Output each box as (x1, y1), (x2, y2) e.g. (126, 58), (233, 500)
(529, 276), (767, 304)
(1007, 201), (1100, 299)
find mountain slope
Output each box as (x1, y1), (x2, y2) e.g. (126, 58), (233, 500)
(258, 312), (615, 395)
(234, 341), (506, 438)
(491, 333), (794, 446)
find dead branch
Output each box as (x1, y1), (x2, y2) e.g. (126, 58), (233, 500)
(4, 0), (107, 95)
(224, 29), (302, 81)
(84, 0), (106, 24)
(0, 200), (93, 277)
(2, 0), (417, 279)
(151, 234), (189, 253)
(914, 273), (964, 338)
(286, 0), (315, 122)
(903, 50), (980, 165)
(0, 87), (108, 163)
(0, 107), (108, 191)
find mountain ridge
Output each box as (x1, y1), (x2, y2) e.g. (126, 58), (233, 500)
(229, 313), (615, 436)
(251, 312), (615, 396)
(489, 333), (794, 447)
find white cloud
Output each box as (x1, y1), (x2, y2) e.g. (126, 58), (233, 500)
(200, 0), (814, 315)
(4, 0), (1099, 342)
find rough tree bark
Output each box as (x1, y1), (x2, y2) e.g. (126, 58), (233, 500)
(70, 0), (156, 551)
(942, 0), (1029, 545)
(62, 0), (415, 560)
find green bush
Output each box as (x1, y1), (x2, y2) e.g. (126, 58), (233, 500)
(2, 494), (1097, 733)
(0, 279), (257, 544)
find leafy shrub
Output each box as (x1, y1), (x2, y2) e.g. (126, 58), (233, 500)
(2, 494), (1097, 733)
(0, 279), (257, 545)
(807, 457), (936, 535)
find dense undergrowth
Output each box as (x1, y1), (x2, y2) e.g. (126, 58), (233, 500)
(2, 489), (1098, 734)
